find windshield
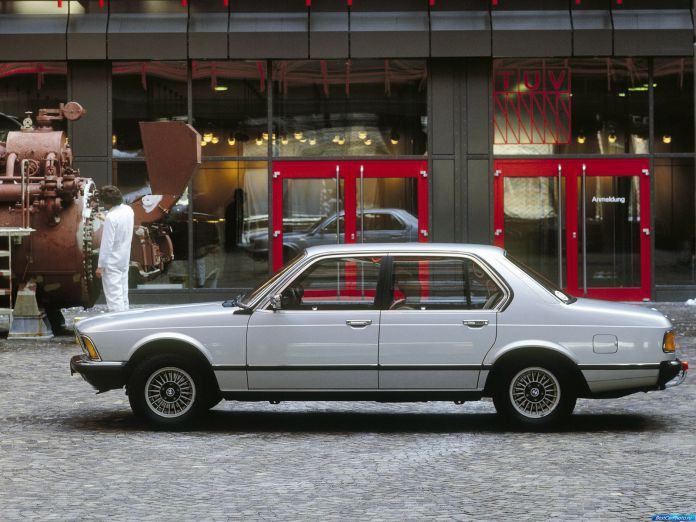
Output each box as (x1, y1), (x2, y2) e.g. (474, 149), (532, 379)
(505, 253), (576, 304)
(238, 252), (306, 307)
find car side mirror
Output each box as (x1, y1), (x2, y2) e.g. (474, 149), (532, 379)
(269, 294), (282, 311)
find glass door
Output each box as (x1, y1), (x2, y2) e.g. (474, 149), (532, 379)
(494, 159), (651, 300)
(567, 159), (651, 301)
(272, 160), (428, 270)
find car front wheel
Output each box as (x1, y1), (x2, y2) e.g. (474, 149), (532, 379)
(492, 364), (576, 428)
(128, 355), (208, 429)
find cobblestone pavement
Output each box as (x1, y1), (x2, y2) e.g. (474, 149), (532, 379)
(0, 303), (694, 521)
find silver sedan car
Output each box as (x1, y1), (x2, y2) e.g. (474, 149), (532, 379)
(71, 244), (688, 429)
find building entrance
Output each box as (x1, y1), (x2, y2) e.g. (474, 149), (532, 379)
(271, 160), (429, 270)
(494, 159), (651, 300)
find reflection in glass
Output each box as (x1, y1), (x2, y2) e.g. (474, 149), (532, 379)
(357, 178), (418, 243)
(581, 175), (640, 288)
(0, 62), (67, 139)
(112, 61), (188, 155)
(655, 159), (696, 284)
(192, 61), (268, 158)
(494, 58), (648, 156)
(273, 60), (427, 157)
(503, 177), (564, 285)
(654, 58), (694, 153)
(279, 178), (345, 263)
(193, 161), (269, 289)
(113, 161), (189, 288)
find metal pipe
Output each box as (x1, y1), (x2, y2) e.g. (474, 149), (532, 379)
(336, 165), (340, 244)
(582, 163), (588, 296)
(360, 164), (365, 244)
(557, 163), (563, 288)
(5, 152), (16, 178)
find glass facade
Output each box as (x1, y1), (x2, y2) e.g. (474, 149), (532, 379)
(654, 58), (694, 153)
(655, 158), (696, 285)
(272, 60), (428, 157)
(494, 58), (649, 156)
(0, 62), (67, 138)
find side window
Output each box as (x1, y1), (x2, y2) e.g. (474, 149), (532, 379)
(280, 256), (382, 310)
(389, 257), (503, 310)
(320, 216), (344, 235)
(363, 213), (405, 231)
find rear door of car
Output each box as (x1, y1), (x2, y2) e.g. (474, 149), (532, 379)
(246, 254), (386, 389)
(378, 254), (502, 389)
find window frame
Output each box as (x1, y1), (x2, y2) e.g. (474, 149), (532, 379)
(263, 252), (391, 312)
(384, 253), (512, 312)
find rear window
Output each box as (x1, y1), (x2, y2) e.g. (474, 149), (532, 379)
(505, 253), (576, 304)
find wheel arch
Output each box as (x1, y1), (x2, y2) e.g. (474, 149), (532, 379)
(483, 345), (590, 397)
(124, 334), (219, 394)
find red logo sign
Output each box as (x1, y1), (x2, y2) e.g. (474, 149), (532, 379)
(494, 66), (571, 145)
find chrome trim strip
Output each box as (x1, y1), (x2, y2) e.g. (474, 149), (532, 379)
(213, 364), (486, 372)
(578, 363), (661, 370)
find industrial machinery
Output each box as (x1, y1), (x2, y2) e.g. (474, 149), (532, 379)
(0, 102), (200, 332)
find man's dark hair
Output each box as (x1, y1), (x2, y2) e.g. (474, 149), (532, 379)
(100, 185), (123, 206)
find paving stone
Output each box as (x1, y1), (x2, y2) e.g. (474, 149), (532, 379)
(0, 303), (694, 521)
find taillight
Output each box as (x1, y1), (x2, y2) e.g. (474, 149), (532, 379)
(663, 330), (676, 353)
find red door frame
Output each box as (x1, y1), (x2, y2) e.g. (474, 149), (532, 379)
(272, 160), (429, 271)
(493, 158), (651, 301)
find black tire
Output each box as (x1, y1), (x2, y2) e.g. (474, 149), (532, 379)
(128, 354), (211, 429)
(492, 362), (576, 429)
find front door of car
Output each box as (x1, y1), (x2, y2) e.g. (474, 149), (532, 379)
(379, 255), (501, 389)
(246, 254), (384, 389)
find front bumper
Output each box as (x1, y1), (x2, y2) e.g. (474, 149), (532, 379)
(658, 358), (688, 389)
(70, 355), (126, 393)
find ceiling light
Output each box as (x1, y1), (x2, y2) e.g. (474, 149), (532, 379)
(281, 135), (289, 145)
(203, 132), (213, 143)
(211, 136), (220, 144)
(255, 133), (263, 146)
(577, 132), (586, 144)
(214, 85), (228, 92)
(337, 136), (346, 145)
(200, 140), (207, 147)
(308, 137), (317, 145)
(332, 135), (340, 144)
(111, 134), (117, 146)
(262, 131), (269, 141)
(663, 134), (672, 144)
(227, 136), (236, 146)
(608, 132), (617, 144)
(390, 131), (400, 145)
(364, 138), (373, 146)
(294, 131), (303, 140)
(300, 138), (307, 143)
(358, 131), (367, 140)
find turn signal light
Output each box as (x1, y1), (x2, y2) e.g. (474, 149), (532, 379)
(82, 336), (101, 360)
(663, 331), (676, 353)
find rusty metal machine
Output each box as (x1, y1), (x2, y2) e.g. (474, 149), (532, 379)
(0, 102), (200, 327)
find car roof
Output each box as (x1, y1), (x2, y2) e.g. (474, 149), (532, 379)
(304, 242), (505, 257)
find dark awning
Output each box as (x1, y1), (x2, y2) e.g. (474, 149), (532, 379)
(430, 10), (491, 57)
(572, 10), (612, 56)
(350, 11), (429, 58)
(613, 9), (693, 56)
(229, 12), (308, 59)
(189, 12), (229, 59)
(492, 10), (572, 57)
(67, 1), (107, 60)
(108, 14), (188, 60)
(0, 15), (67, 61)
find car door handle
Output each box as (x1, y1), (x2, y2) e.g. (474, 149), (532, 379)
(463, 320), (489, 328)
(346, 319), (372, 328)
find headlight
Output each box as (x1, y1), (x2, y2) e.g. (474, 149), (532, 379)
(663, 330), (676, 353)
(81, 336), (101, 361)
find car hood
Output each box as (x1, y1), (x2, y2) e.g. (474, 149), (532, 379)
(567, 297), (672, 329)
(75, 302), (243, 334)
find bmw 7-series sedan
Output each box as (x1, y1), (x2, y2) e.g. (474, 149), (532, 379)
(71, 243), (687, 429)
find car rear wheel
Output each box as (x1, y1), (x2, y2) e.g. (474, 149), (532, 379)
(128, 354), (209, 429)
(492, 364), (576, 428)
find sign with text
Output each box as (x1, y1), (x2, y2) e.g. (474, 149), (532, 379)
(494, 66), (571, 146)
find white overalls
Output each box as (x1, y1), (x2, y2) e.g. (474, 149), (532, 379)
(98, 204), (135, 312)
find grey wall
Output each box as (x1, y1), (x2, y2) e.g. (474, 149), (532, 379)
(68, 61), (111, 187)
(430, 58), (491, 245)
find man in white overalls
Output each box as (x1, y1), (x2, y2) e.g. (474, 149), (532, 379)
(96, 186), (134, 312)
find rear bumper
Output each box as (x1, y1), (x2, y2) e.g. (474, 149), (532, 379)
(70, 355), (126, 393)
(658, 359), (688, 389)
